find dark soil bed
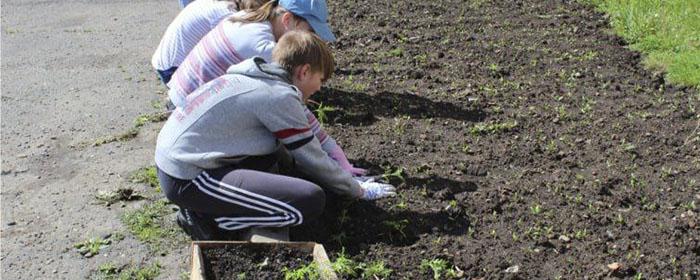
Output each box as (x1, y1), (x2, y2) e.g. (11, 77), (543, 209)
(291, 0), (700, 278)
(201, 244), (313, 279)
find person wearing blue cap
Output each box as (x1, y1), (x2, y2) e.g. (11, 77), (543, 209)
(163, 0), (366, 177)
(167, 0), (336, 109)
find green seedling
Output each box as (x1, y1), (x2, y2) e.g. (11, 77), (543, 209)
(530, 203), (543, 215)
(382, 166), (405, 183)
(574, 228), (588, 240)
(360, 261), (392, 279)
(330, 231), (348, 246)
(469, 120), (517, 135)
(682, 200), (696, 211)
(420, 258), (458, 279)
(282, 263), (319, 280)
(96, 188), (144, 206)
(392, 116), (411, 135)
(74, 237), (111, 257)
(236, 273), (246, 280)
(129, 166), (159, 189)
(619, 139), (636, 154)
(383, 219), (409, 240)
(313, 102), (336, 125)
(338, 209), (351, 226)
(331, 248), (359, 278)
(387, 47), (403, 57)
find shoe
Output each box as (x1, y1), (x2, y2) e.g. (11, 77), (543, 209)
(176, 208), (220, 240)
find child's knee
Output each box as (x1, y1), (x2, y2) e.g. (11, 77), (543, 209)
(298, 184), (326, 222)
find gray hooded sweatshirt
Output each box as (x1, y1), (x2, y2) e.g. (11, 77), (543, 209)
(155, 57), (362, 198)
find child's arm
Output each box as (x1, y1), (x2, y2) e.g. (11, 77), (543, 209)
(303, 107), (367, 176)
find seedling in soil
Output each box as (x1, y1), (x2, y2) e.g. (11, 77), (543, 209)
(338, 209), (351, 226)
(129, 166), (159, 189)
(574, 228), (588, 240)
(134, 112), (168, 128)
(619, 139), (637, 154)
(74, 237), (111, 258)
(312, 102), (336, 125)
(381, 166), (405, 183)
(681, 200), (696, 211)
(330, 231), (348, 246)
(331, 248), (359, 278)
(383, 219), (409, 240)
(469, 120), (517, 135)
(96, 188), (144, 206)
(392, 116), (411, 135)
(282, 262), (319, 280)
(530, 203), (543, 215)
(95, 262), (161, 280)
(420, 258), (459, 279)
(389, 197), (408, 211)
(360, 260), (392, 279)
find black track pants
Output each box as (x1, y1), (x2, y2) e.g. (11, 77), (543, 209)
(158, 166), (325, 231)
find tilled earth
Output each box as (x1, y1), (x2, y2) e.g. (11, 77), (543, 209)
(2, 0), (698, 279)
(291, 0), (700, 278)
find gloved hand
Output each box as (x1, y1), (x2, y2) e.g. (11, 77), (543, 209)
(328, 146), (367, 176)
(358, 178), (396, 200)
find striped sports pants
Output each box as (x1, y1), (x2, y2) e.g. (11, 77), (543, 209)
(157, 164), (325, 231)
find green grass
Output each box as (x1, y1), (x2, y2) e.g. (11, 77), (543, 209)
(96, 262), (161, 280)
(121, 199), (180, 253)
(129, 166), (160, 189)
(583, 0), (700, 87)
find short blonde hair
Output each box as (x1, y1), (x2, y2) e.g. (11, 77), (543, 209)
(272, 30), (334, 81)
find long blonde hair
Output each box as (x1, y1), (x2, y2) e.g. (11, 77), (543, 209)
(230, 0), (287, 23)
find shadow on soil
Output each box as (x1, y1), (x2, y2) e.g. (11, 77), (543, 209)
(313, 87), (485, 126)
(291, 160), (478, 255)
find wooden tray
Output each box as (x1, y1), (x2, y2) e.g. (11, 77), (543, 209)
(191, 241), (338, 280)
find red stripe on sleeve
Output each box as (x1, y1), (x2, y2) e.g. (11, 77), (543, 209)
(273, 127), (311, 139)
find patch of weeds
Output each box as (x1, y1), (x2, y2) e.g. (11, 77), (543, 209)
(420, 258), (461, 279)
(92, 112), (167, 147)
(93, 127), (139, 147)
(129, 166), (160, 189)
(469, 120), (518, 135)
(312, 102), (336, 125)
(96, 188), (145, 206)
(121, 199), (179, 253)
(134, 112), (168, 128)
(282, 262), (319, 280)
(95, 262), (161, 280)
(360, 261), (392, 279)
(74, 237), (112, 258)
(331, 248), (359, 278)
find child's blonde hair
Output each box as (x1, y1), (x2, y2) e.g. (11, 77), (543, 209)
(232, 0), (270, 11)
(272, 31), (335, 81)
(272, 30), (334, 81)
(231, 0), (297, 23)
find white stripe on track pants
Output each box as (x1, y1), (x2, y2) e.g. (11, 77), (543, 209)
(157, 166), (325, 231)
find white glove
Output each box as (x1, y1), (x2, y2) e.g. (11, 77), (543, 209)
(357, 177), (396, 200)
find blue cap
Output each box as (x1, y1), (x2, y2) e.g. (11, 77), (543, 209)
(279, 0), (336, 42)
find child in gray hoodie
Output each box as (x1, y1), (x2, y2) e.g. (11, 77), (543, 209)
(155, 31), (396, 240)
